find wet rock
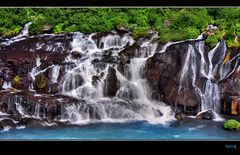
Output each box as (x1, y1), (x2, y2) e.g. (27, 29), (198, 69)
(175, 111), (187, 120)
(50, 83), (59, 94)
(34, 74), (49, 93)
(104, 67), (120, 97)
(71, 51), (82, 59)
(9, 113), (23, 122)
(119, 43), (139, 64)
(18, 117), (47, 127)
(196, 110), (214, 120)
(220, 65), (240, 115)
(0, 78), (4, 89)
(12, 75), (31, 91)
(144, 41), (213, 115)
(114, 27), (129, 34)
(92, 75), (100, 87)
(43, 24), (53, 33)
(0, 118), (17, 128)
(220, 95), (240, 115)
(151, 92), (163, 101)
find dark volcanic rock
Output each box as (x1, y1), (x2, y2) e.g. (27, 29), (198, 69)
(71, 51), (82, 59)
(196, 110), (214, 120)
(50, 83), (59, 94)
(18, 117), (49, 128)
(119, 43), (139, 64)
(0, 92), (80, 123)
(104, 67), (120, 97)
(175, 111), (187, 120)
(34, 74), (49, 93)
(145, 41), (201, 115)
(220, 63), (240, 115)
(0, 118), (17, 128)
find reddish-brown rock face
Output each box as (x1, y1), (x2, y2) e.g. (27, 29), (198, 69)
(145, 42), (201, 115)
(220, 66), (240, 115)
(145, 40), (240, 116)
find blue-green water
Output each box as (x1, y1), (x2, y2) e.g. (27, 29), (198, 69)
(0, 120), (240, 140)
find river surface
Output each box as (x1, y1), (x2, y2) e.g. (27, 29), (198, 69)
(0, 120), (240, 140)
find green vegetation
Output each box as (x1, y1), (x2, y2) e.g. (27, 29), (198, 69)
(0, 8), (239, 48)
(13, 75), (21, 84)
(224, 119), (240, 130)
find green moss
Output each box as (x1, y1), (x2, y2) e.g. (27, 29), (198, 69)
(13, 75), (21, 84)
(224, 119), (240, 130)
(64, 25), (79, 33)
(35, 74), (48, 89)
(205, 30), (226, 49)
(29, 14), (48, 35)
(226, 36), (240, 48)
(132, 28), (149, 40)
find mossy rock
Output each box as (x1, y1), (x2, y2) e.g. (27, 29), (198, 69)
(35, 74), (48, 89)
(223, 119), (240, 131)
(13, 75), (21, 85)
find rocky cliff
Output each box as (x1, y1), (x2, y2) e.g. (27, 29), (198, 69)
(0, 28), (239, 129)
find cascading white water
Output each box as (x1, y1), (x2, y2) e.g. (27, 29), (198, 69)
(51, 65), (61, 83)
(2, 81), (12, 90)
(15, 22), (32, 39)
(177, 40), (239, 121)
(1, 22), (32, 46)
(59, 31), (175, 124)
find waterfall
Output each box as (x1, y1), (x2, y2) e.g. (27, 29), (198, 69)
(58, 31), (175, 124)
(15, 22), (32, 39)
(51, 65), (61, 83)
(3, 25), (238, 127)
(177, 40), (239, 121)
(1, 22), (32, 46)
(2, 81), (12, 90)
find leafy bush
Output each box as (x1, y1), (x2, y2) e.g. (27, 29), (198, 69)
(0, 8), (239, 48)
(224, 119), (240, 130)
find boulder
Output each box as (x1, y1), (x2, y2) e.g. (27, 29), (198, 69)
(71, 51), (82, 59)
(34, 74), (49, 93)
(43, 24), (53, 33)
(175, 111), (187, 120)
(18, 117), (48, 128)
(92, 75), (100, 87)
(0, 118), (17, 128)
(119, 44), (139, 64)
(145, 42), (200, 115)
(104, 67), (119, 97)
(196, 110), (214, 120)
(50, 83), (59, 94)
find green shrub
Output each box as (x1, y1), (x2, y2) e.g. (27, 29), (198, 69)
(224, 119), (240, 130)
(132, 28), (149, 40)
(0, 8), (239, 48)
(29, 15), (48, 35)
(53, 23), (64, 33)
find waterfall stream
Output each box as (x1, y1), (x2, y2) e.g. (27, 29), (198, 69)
(1, 23), (239, 127)
(58, 31), (175, 124)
